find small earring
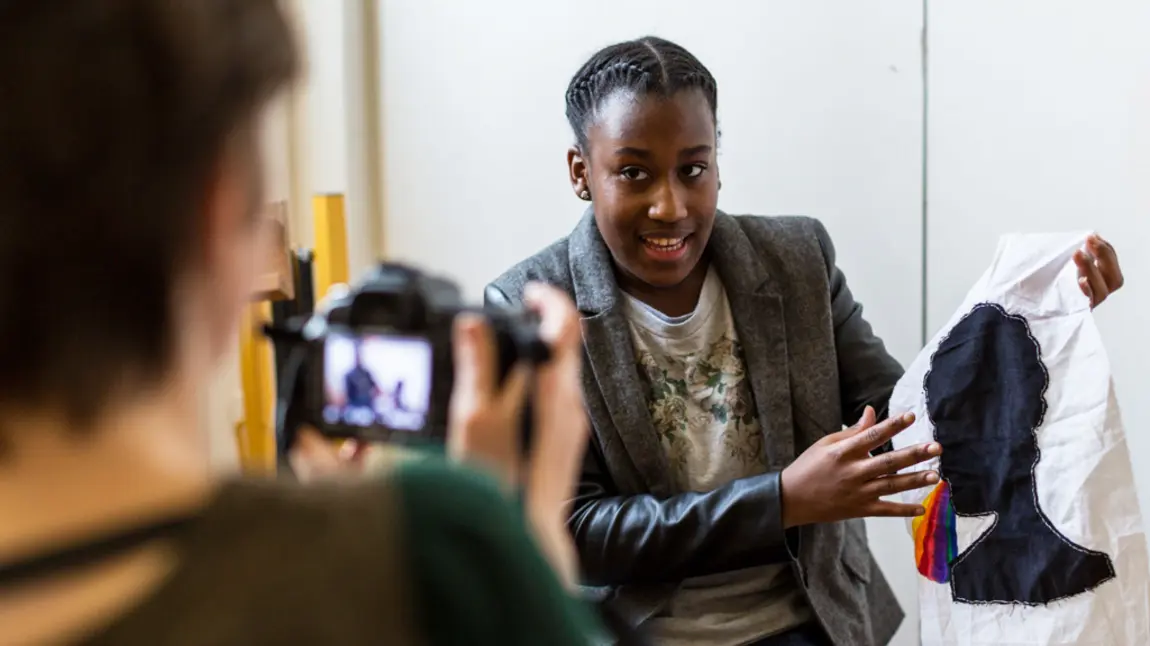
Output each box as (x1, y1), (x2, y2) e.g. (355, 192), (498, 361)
(580, 189), (591, 201)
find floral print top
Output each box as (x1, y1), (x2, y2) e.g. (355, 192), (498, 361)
(623, 271), (767, 492)
(621, 267), (811, 646)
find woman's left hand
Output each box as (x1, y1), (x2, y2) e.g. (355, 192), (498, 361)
(290, 429), (372, 482)
(288, 281), (376, 482)
(1074, 234), (1124, 308)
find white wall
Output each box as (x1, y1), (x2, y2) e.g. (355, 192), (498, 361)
(377, 2), (925, 644)
(926, 0), (1150, 528)
(299, 1), (348, 194)
(298, 0), (380, 275)
(377, 0), (926, 360)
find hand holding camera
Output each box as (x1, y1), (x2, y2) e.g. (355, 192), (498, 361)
(446, 283), (587, 587)
(286, 267), (588, 586)
(443, 313), (532, 490)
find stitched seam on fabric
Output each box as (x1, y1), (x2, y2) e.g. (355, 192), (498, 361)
(923, 301), (1117, 606)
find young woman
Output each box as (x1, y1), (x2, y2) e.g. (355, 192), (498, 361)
(487, 36), (1125, 646)
(0, 2), (596, 645)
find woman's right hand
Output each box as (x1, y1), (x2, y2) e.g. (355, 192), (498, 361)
(446, 282), (589, 588)
(779, 407), (941, 528)
(517, 283), (588, 589)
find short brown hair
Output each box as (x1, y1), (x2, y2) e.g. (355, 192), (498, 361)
(0, 1), (300, 428)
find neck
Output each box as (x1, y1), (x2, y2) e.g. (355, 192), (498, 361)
(618, 256), (711, 318)
(0, 382), (214, 561)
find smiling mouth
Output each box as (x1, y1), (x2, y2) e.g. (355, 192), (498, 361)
(640, 235), (688, 252)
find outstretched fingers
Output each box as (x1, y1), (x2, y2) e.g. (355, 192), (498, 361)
(864, 500), (928, 518)
(862, 470), (940, 498)
(858, 440), (941, 479)
(838, 412), (916, 456)
(819, 405), (878, 447)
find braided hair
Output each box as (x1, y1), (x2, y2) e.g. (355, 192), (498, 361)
(565, 36), (718, 151)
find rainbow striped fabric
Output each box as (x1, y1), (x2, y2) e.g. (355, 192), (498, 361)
(913, 480), (959, 583)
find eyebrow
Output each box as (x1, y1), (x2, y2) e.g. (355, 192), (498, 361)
(680, 145), (713, 157)
(613, 145), (714, 159)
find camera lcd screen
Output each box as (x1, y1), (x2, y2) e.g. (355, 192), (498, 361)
(322, 330), (433, 432)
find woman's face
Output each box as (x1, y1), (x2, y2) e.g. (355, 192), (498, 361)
(569, 88), (719, 291)
(199, 124), (269, 364)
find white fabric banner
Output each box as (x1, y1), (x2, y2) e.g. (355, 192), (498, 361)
(888, 232), (1149, 645)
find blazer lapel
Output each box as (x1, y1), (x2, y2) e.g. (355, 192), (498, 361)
(569, 211), (676, 496)
(709, 213), (797, 470)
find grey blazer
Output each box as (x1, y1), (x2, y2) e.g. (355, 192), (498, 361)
(487, 211), (906, 646)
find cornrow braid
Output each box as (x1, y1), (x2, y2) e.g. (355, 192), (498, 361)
(565, 36), (718, 151)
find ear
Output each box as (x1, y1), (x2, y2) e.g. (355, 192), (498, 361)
(567, 146), (591, 201)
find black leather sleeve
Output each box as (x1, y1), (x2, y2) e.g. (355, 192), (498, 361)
(570, 439), (793, 587)
(811, 220), (905, 452)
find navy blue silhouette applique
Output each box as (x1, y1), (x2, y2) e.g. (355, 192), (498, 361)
(925, 302), (1115, 605)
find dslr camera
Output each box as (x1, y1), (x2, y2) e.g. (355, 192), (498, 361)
(281, 263), (550, 444)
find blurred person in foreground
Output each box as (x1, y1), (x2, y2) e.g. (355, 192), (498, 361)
(0, 2), (597, 644)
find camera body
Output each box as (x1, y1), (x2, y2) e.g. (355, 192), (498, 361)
(293, 262), (549, 444)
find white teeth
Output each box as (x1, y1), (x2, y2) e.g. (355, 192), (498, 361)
(642, 236), (685, 251)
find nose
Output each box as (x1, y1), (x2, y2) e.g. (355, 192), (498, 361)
(648, 180), (688, 224)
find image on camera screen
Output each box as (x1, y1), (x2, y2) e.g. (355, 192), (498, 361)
(321, 331), (433, 431)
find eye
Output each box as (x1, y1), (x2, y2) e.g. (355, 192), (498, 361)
(682, 163), (708, 178)
(620, 166), (650, 181)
